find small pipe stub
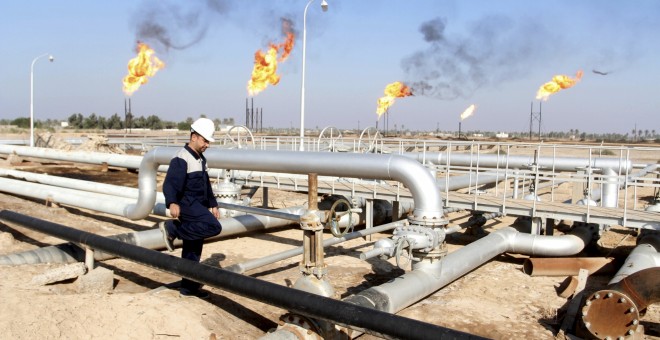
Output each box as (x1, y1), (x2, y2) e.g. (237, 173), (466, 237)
(580, 289), (639, 339)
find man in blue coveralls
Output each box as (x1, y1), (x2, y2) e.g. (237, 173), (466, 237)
(159, 117), (222, 299)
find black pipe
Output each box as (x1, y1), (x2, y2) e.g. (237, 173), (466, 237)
(0, 210), (482, 340)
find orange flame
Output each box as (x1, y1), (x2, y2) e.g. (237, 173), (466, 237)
(460, 104), (477, 121)
(376, 81), (413, 117)
(247, 18), (296, 96)
(247, 46), (280, 96)
(277, 31), (295, 62)
(535, 70), (583, 101)
(122, 42), (165, 96)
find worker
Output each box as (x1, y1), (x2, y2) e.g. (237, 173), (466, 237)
(159, 117), (222, 299)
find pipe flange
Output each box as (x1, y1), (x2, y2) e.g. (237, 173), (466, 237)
(581, 289), (640, 339)
(300, 211), (323, 231)
(276, 313), (324, 340)
(407, 211), (447, 227)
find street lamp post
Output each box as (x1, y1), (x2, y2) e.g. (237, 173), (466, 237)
(30, 53), (54, 147)
(299, 0), (328, 151)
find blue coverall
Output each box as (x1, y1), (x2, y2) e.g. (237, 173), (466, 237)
(162, 144), (222, 293)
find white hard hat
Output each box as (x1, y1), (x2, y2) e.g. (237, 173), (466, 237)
(190, 118), (215, 142)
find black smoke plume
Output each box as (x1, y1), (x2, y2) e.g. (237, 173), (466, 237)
(133, 0), (231, 51)
(402, 16), (552, 100)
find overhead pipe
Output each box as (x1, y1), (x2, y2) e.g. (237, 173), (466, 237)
(344, 225), (596, 314)
(127, 148), (445, 225)
(405, 152), (632, 173)
(0, 210), (478, 340)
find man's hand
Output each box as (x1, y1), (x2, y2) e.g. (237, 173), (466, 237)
(169, 203), (180, 219)
(211, 206), (220, 219)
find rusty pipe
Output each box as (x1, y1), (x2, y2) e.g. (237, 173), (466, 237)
(522, 257), (618, 276)
(580, 267), (660, 339)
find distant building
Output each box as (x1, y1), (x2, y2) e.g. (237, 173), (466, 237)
(495, 132), (509, 138)
(60, 122), (69, 128)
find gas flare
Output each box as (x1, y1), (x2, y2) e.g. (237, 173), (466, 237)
(247, 18), (296, 96)
(247, 46), (280, 96)
(376, 81), (413, 117)
(460, 104), (477, 121)
(122, 42), (165, 96)
(535, 70), (583, 101)
(277, 18), (295, 62)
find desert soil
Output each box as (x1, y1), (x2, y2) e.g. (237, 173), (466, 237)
(0, 158), (658, 340)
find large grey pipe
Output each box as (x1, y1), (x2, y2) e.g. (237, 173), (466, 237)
(128, 148), (445, 224)
(608, 232), (660, 284)
(344, 225), (595, 314)
(0, 145), (144, 169)
(0, 177), (168, 217)
(0, 168), (165, 201)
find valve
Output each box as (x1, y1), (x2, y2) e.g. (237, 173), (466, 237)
(394, 237), (417, 269)
(325, 198), (356, 237)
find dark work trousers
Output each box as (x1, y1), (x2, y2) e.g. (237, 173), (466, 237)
(180, 238), (205, 293)
(165, 219), (220, 293)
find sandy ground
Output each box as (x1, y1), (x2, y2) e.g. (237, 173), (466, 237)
(0, 158), (658, 339)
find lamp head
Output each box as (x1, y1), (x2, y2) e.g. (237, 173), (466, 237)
(48, 55), (54, 62)
(321, 0), (328, 12)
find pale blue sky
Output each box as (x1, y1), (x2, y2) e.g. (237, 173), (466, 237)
(1, 1), (658, 134)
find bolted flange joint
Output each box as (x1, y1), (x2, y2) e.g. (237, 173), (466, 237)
(300, 210), (323, 231)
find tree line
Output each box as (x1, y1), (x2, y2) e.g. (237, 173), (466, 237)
(1, 114), (235, 131)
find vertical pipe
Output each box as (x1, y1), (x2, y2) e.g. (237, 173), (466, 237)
(308, 173), (318, 210)
(529, 101), (533, 140)
(538, 101), (542, 140)
(601, 167), (619, 208)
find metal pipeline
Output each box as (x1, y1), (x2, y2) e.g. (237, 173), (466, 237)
(522, 257), (618, 276)
(0, 144), (144, 169)
(609, 232), (660, 284)
(127, 148), (445, 225)
(444, 212), (503, 235)
(226, 220), (406, 274)
(577, 232), (660, 339)
(2, 146), (445, 224)
(0, 205), (311, 265)
(0, 168), (165, 201)
(580, 267), (660, 339)
(0, 177), (168, 217)
(600, 167), (621, 208)
(344, 225), (596, 314)
(0, 210), (477, 340)
(406, 152), (632, 173)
